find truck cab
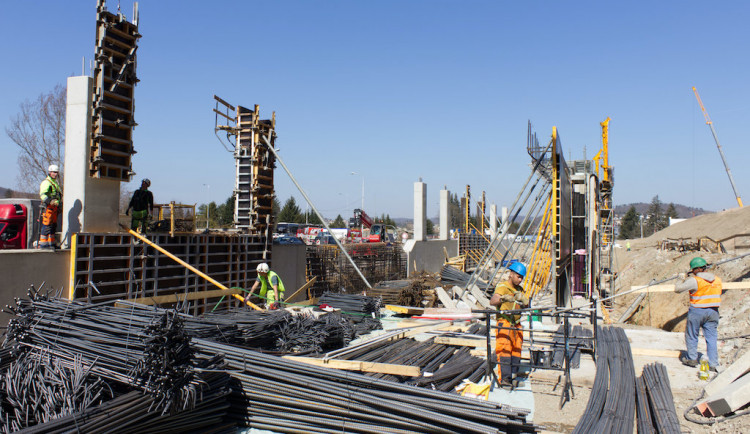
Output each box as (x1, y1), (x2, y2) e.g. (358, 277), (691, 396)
(0, 199), (42, 250)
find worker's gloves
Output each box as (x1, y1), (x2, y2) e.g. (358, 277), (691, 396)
(678, 273), (687, 281)
(514, 292), (529, 306)
(269, 302), (281, 310)
(50, 199), (60, 207)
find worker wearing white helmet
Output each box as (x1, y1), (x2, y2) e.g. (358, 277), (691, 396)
(38, 164), (62, 249)
(125, 179), (154, 234)
(244, 262), (286, 310)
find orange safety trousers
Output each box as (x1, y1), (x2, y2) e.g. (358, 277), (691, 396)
(495, 318), (523, 359)
(40, 204), (58, 246)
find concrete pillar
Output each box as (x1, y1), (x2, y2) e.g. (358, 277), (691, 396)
(439, 188), (449, 240)
(413, 179), (426, 241)
(501, 206), (509, 233)
(62, 76), (121, 248)
(490, 204), (497, 239)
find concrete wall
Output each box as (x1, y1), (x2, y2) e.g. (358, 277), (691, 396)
(0, 250), (70, 326)
(270, 244), (307, 301)
(403, 239), (458, 277)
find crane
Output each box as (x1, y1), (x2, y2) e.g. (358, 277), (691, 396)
(692, 86), (743, 208)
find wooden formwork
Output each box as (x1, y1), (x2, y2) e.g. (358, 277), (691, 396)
(69, 232), (268, 315)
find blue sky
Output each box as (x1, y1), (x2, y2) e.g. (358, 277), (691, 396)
(1, 1), (749, 219)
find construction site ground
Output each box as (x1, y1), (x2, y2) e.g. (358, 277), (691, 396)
(531, 205), (750, 433)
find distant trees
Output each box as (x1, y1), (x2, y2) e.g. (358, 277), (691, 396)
(619, 206), (640, 239)
(5, 84), (66, 192)
(374, 214), (396, 227)
(278, 197), (302, 223)
(644, 195), (669, 236)
(331, 215), (346, 228)
(426, 219), (435, 235)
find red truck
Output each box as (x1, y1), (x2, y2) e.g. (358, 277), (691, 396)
(0, 199), (42, 250)
(350, 209), (396, 243)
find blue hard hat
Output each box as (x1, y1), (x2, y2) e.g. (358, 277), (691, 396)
(508, 261), (527, 277)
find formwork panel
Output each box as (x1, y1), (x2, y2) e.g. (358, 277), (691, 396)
(71, 232), (267, 314)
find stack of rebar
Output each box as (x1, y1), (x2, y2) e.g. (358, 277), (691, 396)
(573, 326), (635, 434)
(440, 265), (492, 291)
(368, 280), (411, 304)
(636, 363), (681, 434)
(193, 338), (537, 433)
(318, 292), (382, 316)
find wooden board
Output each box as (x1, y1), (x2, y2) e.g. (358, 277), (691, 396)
(698, 372), (750, 417)
(385, 305), (425, 315)
(630, 347), (681, 358)
(629, 281), (750, 293)
(704, 349), (750, 397)
(283, 356), (420, 377)
(468, 284), (492, 308)
(117, 287), (242, 306)
(434, 336), (486, 347)
(435, 286), (456, 309)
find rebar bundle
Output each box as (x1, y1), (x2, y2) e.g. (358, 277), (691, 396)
(440, 265), (492, 291)
(573, 326), (636, 434)
(193, 338), (537, 433)
(318, 292), (382, 316)
(636, 363), (680, 434)
(4, 296), (208, 414)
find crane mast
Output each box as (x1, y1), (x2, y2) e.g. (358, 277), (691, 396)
(692, 87), (743, 208)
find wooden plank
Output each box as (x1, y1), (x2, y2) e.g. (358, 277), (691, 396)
(283, 356), (421, 377)
(434, 336), (486, 347)
(385, 305), (424, 315)
(704, 349), (750, 396)
(285, 277), (317, 302)
(629, 281), (750, 293)
(468, 284), (491, 308)
(435, 286), (456, 309)
(630, 348), (681, 358)
(117, 287), (242, 306)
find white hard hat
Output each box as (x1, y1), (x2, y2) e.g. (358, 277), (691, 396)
(48, 164), (59, 172)
(256, 263), (270, 273)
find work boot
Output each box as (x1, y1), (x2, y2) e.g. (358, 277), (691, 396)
(709, 365), (722, 373)
(498, 378), (513, 390)
(680, 356), (698, 368)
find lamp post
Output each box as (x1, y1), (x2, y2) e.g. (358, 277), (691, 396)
(640, 214), (644, 239)
(203, 184), (210, 230)
(350, 172), (365, 236)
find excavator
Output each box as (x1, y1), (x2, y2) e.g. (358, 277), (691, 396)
(350, 209), (396, 243)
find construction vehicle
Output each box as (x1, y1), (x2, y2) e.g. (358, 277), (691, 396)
(0, 199), (42, 250)
(350, 208), (396, 243)
(692, 87), (743, 208)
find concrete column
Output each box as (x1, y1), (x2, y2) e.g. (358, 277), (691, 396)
(62, 76), (121, 248)
(490, 204), (497, 239)
(439, 188), (449, 240)
(413, 180), (426, 241)
(501, 206), (509, 233)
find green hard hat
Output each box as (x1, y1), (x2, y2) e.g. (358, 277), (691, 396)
(689, 257), (707, 270)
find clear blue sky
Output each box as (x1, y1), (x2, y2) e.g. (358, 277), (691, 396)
(2, 1), (749, 219)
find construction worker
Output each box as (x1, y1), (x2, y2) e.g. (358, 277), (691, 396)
(675, 257), (722, 371)
(245, 263), (285, 310)
(39, 164), (63, 249)
(125, 179), (154, 234)
(490, 261), (529, 386)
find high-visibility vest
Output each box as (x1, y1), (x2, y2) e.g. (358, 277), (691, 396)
(40, 176), (62, 203)
(259, 271), (285, 302)
(690, 276), (722, 308)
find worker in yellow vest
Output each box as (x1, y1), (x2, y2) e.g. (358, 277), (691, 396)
(675, 257), (722, 371)
(39, 164), (62, 249)
(245, 263), (285, 310)
(490, 261), (529, 386)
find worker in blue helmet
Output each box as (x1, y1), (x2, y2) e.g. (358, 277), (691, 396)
(490, 261), (529, 387)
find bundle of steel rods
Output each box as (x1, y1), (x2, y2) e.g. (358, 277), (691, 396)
(440, 265), (492, 291)
(318, 292), (382, 317)
(572, 327), (635, 434)
(636, 363), (681, 434)
(4, 296), (203, 413)
(193, 338), (537, 433)
(16, 356), (234, 434)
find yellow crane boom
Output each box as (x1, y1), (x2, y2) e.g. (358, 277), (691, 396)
(692, 86), (743, 208)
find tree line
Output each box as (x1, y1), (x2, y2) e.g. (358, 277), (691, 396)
(618, 195), (678, 239)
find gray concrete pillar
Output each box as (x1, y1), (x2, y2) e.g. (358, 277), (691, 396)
(501, 206), (509, 233)
(62, 76), (121, 248)
(439, 188), (449, 240)
(490, 204), (497, 239)
(413, 180), (426, 241)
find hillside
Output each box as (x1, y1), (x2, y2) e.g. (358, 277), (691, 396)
(614, 202), (709, 219)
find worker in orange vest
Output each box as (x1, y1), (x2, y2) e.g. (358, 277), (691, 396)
(490, 261), (529, 386)
(39, 164), (62, 249)
(675, 257), (722, 372)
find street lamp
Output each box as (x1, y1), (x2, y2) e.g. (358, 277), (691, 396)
(350, 172), (364, 211)
(203, 184), (210, 230)
(640, 214), (644, 239)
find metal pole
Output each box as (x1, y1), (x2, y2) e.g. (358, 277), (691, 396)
(262, 135), (372, 289)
